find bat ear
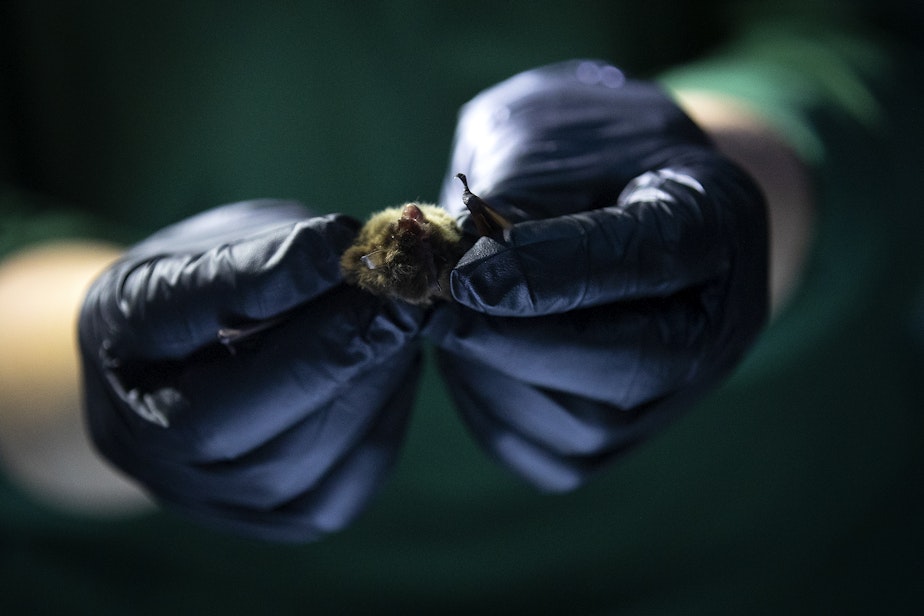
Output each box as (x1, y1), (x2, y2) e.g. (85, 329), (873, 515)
(360, 250), (386, 270)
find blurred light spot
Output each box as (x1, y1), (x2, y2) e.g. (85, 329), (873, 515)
(600, 65), (626, 88)
(576, 61), (602, 84)
(576, 61), (625, 88)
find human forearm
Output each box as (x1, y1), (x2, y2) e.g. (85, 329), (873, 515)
(671, 89), (815, 315)
(0, 240), (151, 513)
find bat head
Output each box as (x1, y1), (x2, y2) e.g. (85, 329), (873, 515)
(340, 203), (466, 305)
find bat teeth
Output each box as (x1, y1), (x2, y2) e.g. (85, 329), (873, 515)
(397, 217), (423, 234)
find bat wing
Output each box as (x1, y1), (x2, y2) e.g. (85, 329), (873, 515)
(456, 173), (511, 242)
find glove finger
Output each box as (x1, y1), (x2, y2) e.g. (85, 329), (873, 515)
(84, 211), (361, 361)
(166, 346), (420, 509)
(438, 349), (714, 492)
(267, 374), (417, 540)
(92, 352), (419, 543)
(430, 292), (717, 411)
(451, 158), (759, 317)
(88, 286), (423, 461)
(438, 349), (597, 491)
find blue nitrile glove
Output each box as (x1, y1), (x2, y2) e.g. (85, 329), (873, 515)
(430, 60), (768, 490)
(79, 200), (423, 542)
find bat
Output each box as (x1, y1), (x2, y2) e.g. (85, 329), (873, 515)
(219, 175), (505, 349)
(340, 173), (510, 305)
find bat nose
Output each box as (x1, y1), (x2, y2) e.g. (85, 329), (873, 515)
(402, 203), (426, 222)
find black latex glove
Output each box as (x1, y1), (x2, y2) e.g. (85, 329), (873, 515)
(79, 200), (423, 542)
(429, 60), (768, 490)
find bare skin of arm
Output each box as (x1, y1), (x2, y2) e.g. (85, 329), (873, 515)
(0, 91), (813, 513)
(672, 89), (815, 316)
(0, 241), (154, 513)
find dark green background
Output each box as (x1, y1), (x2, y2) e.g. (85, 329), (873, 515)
(2, 1), (923, 614)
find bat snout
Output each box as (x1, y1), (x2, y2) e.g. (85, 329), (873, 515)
(402, 203), (426, 222)
(397, 204), (431, 238)
(396, 217), (425, 236)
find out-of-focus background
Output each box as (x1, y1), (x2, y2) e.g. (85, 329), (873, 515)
(2, 1), (923, 614)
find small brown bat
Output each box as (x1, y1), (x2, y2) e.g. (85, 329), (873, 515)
(340, 174), (510, 305)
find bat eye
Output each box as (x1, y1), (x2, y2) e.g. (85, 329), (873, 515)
(360, 250), (385, 270)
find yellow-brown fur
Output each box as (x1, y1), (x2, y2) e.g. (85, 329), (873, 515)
(340, 203), (467, 305)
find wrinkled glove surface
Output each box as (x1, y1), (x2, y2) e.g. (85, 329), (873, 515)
(430, 60), (768, 490)
(79, 200), (423, 541)
(80, 60), (767, 541)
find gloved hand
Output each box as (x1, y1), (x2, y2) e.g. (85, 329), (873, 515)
(430, 60), (768, 490)
(79, 200), (423, 542)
